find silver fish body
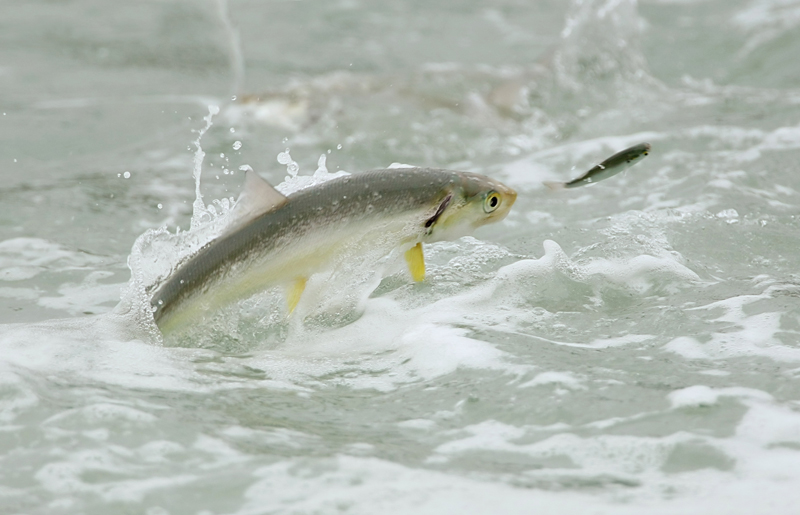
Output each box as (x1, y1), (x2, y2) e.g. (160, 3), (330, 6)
(544, 142), (651, 190)
(151, 167), (516, 334)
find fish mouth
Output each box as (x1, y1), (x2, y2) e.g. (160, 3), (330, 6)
(503, 186), (518, 208)
(492, 183), (517, 215)
(491, 187), (516, 221)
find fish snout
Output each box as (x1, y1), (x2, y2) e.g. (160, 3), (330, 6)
(493, 184), (516, 220)
(502, 185), (517, 208)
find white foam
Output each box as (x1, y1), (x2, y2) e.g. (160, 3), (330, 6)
(732, 0), (800, 32)
(0, 237), (104, 282)
(37, 272), (123, 315)
(665, 294), (800, 362)
(519, 371), (585, 389)
(397, 419), (437, 430)
(668, 385), (773, 409)
(0, 316), (202, 392)
(582, 254), (701, 294)
(238, 295), (527, 392)
(237, 455), (640, 515)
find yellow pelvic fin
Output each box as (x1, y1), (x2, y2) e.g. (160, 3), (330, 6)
(404, 242), (426, 282)
(287, 277), (307, 314)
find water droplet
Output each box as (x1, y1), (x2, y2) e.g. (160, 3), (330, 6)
(219, 153), (225, 158)
(232, 141), (242, 150)
(230, 127), (236, 133)
(277, 151), (291, 165)
(123, 171), (131, 179)
(231, 95), (237, 101)
(157, 203), (163, 209)
(316, 154), (328, 174)
(287, 162), (299, 174)
(239, 165), (253, 172)
(337, 144), (343, 150)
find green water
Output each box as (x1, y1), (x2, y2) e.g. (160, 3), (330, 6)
(2, 0), (800, 513)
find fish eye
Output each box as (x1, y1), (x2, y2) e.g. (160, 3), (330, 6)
(484, 192), (501, 213)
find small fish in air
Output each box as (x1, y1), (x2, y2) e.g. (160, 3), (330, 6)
(543, 142), (651, 190)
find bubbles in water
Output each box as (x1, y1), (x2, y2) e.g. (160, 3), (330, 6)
(716, 208), (739, 219)
(157, 203), (163, 210)
(337, 144), (343, 150)
(716, 209), (740, 224)
(230, 127), (235, 133)
(232, 141), (242, 150)
(123, 171), (131, 179)
(277, 149), (292, 165)
(278, 148), (301, 178)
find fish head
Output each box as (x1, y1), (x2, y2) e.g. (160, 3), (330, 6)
(424, 171), (517, 242)
(622, 142), (651, 163)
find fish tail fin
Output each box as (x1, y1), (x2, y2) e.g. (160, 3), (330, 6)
(543, 181), (566, 191)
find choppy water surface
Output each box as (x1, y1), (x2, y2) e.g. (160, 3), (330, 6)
(3, 0), (800, 513)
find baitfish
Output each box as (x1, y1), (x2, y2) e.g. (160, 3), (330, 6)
(543, 142), (651, 190)
(151, 167), (517, 334)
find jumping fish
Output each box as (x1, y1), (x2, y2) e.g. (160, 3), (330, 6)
(543, 142), (651, 190)
(151, 168), (517, 334)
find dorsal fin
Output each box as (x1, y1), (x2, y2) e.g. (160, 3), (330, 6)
(226, 170), (288, 233)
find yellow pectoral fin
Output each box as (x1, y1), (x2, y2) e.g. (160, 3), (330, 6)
(287, 277), (307, 314)
(404, 242), (426, 282)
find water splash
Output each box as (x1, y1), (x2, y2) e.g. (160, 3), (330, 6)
(214, 0), (245, 98)
(273, 149), (349, 196)
(190, 104), (220, 230)
(546, 0), (663, 111)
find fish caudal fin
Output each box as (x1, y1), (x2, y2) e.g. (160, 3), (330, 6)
(543, 181), (566, 191)
(287, 277), (307, 314)
(405, 242), (426, 282)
